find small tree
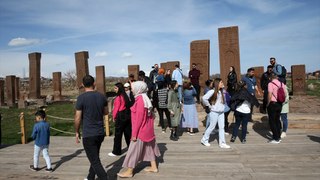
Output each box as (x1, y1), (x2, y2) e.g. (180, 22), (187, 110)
(63, 70), (77, 89)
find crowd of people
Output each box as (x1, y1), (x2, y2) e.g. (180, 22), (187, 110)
(29, 58), (289, 179)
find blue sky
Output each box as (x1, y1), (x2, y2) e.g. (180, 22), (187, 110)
(0, 0), (319, 78)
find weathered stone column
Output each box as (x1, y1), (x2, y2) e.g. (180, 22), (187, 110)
(15, 77), (20, 101)
(128, 65), (140, 80)
(218, 26), (241, 86)
(252, 66), (264, 98)
(28, 52), (41, 99)
(291, 65), (306, 95)
(75, 51), (89, 93)
(190, 40), (210, 88)
(160, 61), (180, 75)
(53, 72), (62, 101)
(6, 75), (16, 107)
(0, 79), (4, 106)
(95, 66), (106, 95)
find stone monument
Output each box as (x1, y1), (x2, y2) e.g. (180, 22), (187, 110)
(95, 66), (106, 95)
(75, 51), (89, 93)
(0, 79), (4, 106)
(28, 52), (41, 99)
(6, 75), (16, 107)
(218, 26), (241, 86)
(128, 65), (139, 80)
(291, 65), (306, 95)
(190, 40), (210, 88)
(252, 66), (264, 98)
(52, 72), (62, 101)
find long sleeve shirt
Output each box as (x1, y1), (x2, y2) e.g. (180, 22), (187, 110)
(130, 95), (156, 142)
(172, 68), (183, 85)
(31, 120), (50, 146)
(188, 69), (200, 85)
(112, 95), (126, 120)
(202, 89), (225, 113)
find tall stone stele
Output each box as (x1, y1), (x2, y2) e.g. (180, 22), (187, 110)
(52, 72), (62, 101)
(218, 26), (241, 86)
(6, 75), (16, 107)
(128, 65), (140, 80)
(190, 40), (210, 88)
(0, 79), (4, 106)
(95, 66), (106, 95)
(291, 65), (306, 95)
(75, 51), (89, 93)
(28, 52), (41, 99)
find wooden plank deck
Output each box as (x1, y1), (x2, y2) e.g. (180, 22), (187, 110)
(1, 112), (320, 180)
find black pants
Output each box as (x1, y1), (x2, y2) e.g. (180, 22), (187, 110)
(112, 118), (131, 155)
(233, 111), (250, 140)
(193, 84), (201, 103)
(262, 89), (268, 112)
(158, 108), (171, 130)
(83, 135), (108, 180)
(267, 102), (282, 141)
(224, 110), (231, 133)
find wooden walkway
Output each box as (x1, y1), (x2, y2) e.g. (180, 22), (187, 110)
(1, 112), (320, 180)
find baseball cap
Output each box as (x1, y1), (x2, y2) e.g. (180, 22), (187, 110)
(124, 83), (130, 88)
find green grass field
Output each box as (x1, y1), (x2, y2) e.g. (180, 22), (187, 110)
(0, 103), (115, 145)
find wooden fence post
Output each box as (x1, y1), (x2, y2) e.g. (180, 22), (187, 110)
(19, 112), (26, 144)
(104, 115), (110, 137)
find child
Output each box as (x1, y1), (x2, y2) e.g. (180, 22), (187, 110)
(29, 110), (52, 172)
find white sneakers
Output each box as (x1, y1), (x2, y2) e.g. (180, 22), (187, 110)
(219, 143), (231, 149)
(108, 152), (119, 157)
(281, 132), (287, 138)
(268, 140), (280, 144)
(201, 140), (211, 147)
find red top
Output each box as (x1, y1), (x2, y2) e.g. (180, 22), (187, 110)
(130, 95), (156, 142)
(112, 95), (126, 120)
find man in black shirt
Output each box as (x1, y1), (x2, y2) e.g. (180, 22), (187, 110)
(75, 75), (109, 180)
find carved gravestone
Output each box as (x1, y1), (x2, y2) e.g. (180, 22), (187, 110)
(0, 79), (4, 106)
(95, 66), (106, 95)
(28, 52), (41, 99)
(252, 66), (264, 98)
(53, 72), (62, 101)
(6, 75), (16, 107)
(291, 65), (306, 95)
(218, 26), (241, 86)
(128, 65), (139, 80)
(190, 40), (210, 88)
(161, 61), (180, 76)
(15, 77), (20, 101)
(75, 51), (89, 93)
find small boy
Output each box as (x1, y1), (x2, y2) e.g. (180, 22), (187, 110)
(29, 110), (53, 172)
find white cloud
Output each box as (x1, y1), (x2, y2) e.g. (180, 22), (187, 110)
(121, 52), (133, 58)
(95, 51), (108, 57)
(226, 0), (302, 14)
(8, 37), (41, 47)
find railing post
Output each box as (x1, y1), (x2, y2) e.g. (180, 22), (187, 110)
(104, 115), (110, 137)
(19, 112), (26, 144)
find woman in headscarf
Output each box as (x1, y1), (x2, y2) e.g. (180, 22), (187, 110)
(117, 81), (161, 178)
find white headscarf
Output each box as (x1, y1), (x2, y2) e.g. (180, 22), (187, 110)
(131, 81), (153, 114)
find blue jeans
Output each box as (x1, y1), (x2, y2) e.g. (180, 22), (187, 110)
(83, 135), (108, 180)
(201, 112), (226, 145)
(232, 111), (250, 140)
(280, 113), (288, 132)
(33, 145), (51, 169)
(178, 85), (182, 102)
